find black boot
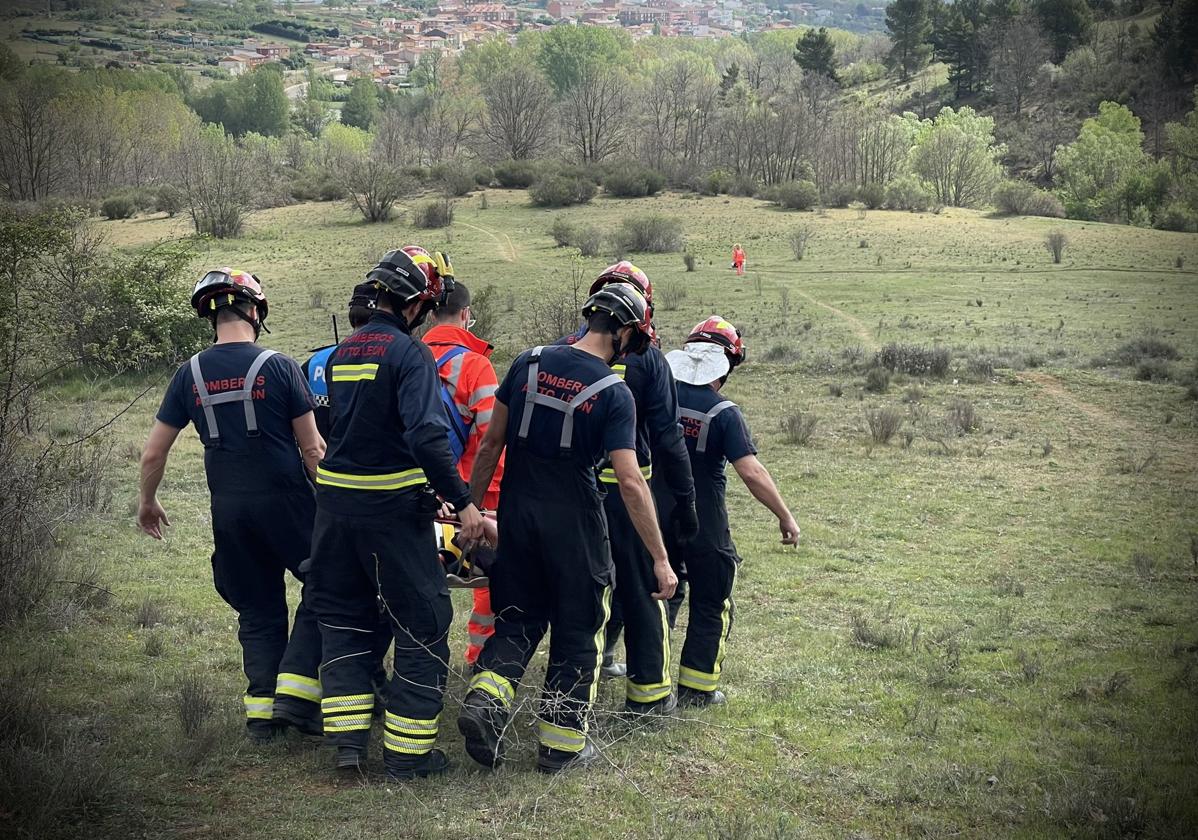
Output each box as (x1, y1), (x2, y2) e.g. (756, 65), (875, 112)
(384, 748), (450, 780)
(600, 652), (627, 678)
(536, 739), (600, 774)
(245, 720), (283, 744)
(624, 692), (678, 718)
(334, 745), (365, 772)
(678, 686), (726, 708)
(273, 704), (323, 738)
(457, 690), (509, 768)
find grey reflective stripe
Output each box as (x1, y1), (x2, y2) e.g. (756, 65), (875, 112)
(517, 347), (548, 440)
(559, 374), (622, 448)
(679, 400), (736, 454)
(188, 349), (278, 441)
(517, 347), (623, 450)
(443, 351), (467, 391)
(469, 611), (495, 627)
(467, 384), (497, 405)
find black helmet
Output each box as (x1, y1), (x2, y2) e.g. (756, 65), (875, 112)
(367, 249), (449, 305)
(582, 282), (653, 356)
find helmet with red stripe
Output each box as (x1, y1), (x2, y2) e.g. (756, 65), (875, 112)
(687, 316), (745, 367)
(191, 268), (269, 329)
(589, 261), (652, 306)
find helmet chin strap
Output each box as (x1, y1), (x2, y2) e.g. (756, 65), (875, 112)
(214, 306), (266, 341)
(609, 332), (625, 366)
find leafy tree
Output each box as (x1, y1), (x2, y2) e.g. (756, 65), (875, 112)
(1035, 0), (1092, 62)
(0, 42), (22, 82)
(795, 28), (838, 81)
(988, 12), (1049, 118)
(340, 78), (379, 131)
(189, 67), (289, 137)
(886, 0), (933, 81)
(1164, 87), (1198, 212)
(935, 0), (987, 98)
(535, 25), (628, 96)
(1153, 0), (1198, 82)
(910, 106), (1005, 206)
(1055, 101), (1147, 219)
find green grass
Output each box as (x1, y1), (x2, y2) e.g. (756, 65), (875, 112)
(4, 190), (1198, 838)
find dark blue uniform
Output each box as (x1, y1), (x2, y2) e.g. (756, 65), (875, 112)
(305, 310), (471, 764)
(653, 381), (756, 696)
(468, 344), (635, 754)
(157, 341), (323, 733)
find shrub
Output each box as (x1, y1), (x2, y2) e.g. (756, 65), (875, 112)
(617, 214), (684, 252)
(875, 343), (951, 377)
(493, 160), (539, 189)
(682, 253), (696, 272)
(603, 165), (665, 198)
(1114, 334), (1180, 365)
(574, 225), (604, 257)
(824, 182), (857, 208)
(993, 180), (1066, 218)
(658, 279), (687, 312)
(471, 165), (494, 187)
(1155, 202), (1198, 232)
(1135, 359), (1173, 382)
(154, 184), (185, 217)
(788, 226), (813, 260)
(781, 410), (818, 445)
(702, 168), (734, 195)
(864, 366), (891, 393)
(885, 175), (934, 212)
(946, 398), (980, 434)
(865, 406), (904, 444)
(412, 198), (454, 228)
(765, 179), (820, 210)
(433, 165), (475, 197)
(100, 194), (136, 220)
(549, 215), (576, 247)
(730, 174), (760, 197)
(859, 181), (886, 209)
(1045, 230), (1068, 263)
(529, 175), (596, 207)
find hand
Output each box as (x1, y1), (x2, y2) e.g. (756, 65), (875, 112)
(438, 500), (456, 520)
(138, 498), (171, 540)
(670, 494), (699, 544)
(457, 503), (485, 544)
(480, 514), (498, 548)
(779, 515), (800, 547)
(650, 557), (678, 600)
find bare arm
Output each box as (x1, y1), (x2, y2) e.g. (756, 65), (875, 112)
(469, 400), (507, 509)
(290, 410), (326, 479)
(731, 454), (799, 546)
(613, 448), (677, 599)
(138, 420), (182, 540)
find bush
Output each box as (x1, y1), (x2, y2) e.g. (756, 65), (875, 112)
(885, 175), (934, 211)
(603, 165), (665, 198)
(864, 366), (891, 393)
(683, 253), (696, 272)
(824, 182), (858, 208)
(432, 164), (475, 197)
(617, 214), (684, 252)
(993, 180), (1066, 218)
(789, 226), (813, 260)
(859, 182), (886, 209)
(865, 406), (904, 444)
(471, 165), (494, 187)
(658, 279), (687, 312)
(493, 160), (540, 189)
(549, 215), (576, 247)
(1114, 334), (1181, 365)
(1045, 230), (1068, 263)
(412, 198), (454, 228)
(1135, 358), (1173, 382)
(574, 225), (604, 257)
(154, 184), (185, 217)
(529, 175), (596, 208)
(946, 398), (980, 434)
(730, 174), (760, 197)
(765, 179), (820, 210)
(100, 194), (136, 220)
(1155, 202), (1198, 233)
(875, 343), (951, 377)
(781, 410), (818, 445)
(702, 168), (734, 195)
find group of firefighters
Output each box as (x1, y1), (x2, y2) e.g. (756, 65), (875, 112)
(137, 245), (799, 780)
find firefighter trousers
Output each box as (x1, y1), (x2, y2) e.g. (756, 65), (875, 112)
(307, 507), (450, 755)
(209, 491), (322, 729)
(675, 549), (738, 695)
(603, 489), (671, 704)
(469, 459), (612, 754)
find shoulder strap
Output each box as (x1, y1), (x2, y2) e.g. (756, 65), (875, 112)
(559, 374), (622, 449)
(516, 346), (623, 451)
(189, 349), (278, 443)
(517, 346), (545, 441)
(241, 350), (278, 436)
(436, 344), (470, 370)
(679, 399), (736, 454)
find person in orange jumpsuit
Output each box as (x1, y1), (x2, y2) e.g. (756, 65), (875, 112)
(732, 244), (746, 277)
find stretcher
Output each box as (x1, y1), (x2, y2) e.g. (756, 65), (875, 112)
(435, 516), (494, 590)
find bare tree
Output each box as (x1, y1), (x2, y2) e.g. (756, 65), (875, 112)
(989, 14), (1049, 119)
(561, 64), (630, 164)
(789, 226), (813, 260)
(341, 152), (410, 223)
(480, 64), (552, 160)
(177, 125), (257, 239)
(0, 76), (63, 201)
(1044, 230), (1068, 263)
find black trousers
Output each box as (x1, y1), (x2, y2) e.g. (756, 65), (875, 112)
(307, 507), (450, 756)
(673, 548), (738, 694)
(602, 489), (671, 703)
(470, 456), (612, 754)
(210, 490), (322, 727)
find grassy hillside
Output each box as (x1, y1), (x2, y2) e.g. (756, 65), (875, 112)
(4, 190), (1198, 839)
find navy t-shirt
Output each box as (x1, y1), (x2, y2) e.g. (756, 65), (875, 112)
(495, 345), (636, 490)
(156, 342), (314, 496)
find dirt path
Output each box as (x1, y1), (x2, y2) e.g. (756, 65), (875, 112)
(457, 220), (517, 263)
(790, 288), (879, 351)
(1017, 371), (1133, 434)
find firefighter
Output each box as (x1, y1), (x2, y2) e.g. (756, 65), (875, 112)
(558, 262), (698, 715)
(656, 317), (800, 707)
(419, 274), (504, 665)
(458, 282), (676, 774)
(304, 247), (491, 780)
(302, 282), (379, 440)
(137, 268), (326, 741)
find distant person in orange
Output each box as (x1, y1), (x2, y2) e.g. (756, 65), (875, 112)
(732, 244), (746, 277)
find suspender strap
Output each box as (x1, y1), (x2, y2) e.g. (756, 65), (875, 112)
(189, 349), (278, 442)
(517, 346), (546, 441)
(559, 374), (622, 449)
(679, 400), (736, 454)
(516, 346), (623, 451)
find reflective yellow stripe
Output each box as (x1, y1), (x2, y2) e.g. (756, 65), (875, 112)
(322, 693), (374, 713)
(469, 671), (515, 706)
(384, 711), (439, 735)
(626, 679), (672, 703)
(276, 672), (321, 703)
(330, 363), (379, 382)
(316, 466), (426, 491)
(243, 695), (273, 720)
(612, 363), (627, 379)
(678, 665), (720, 691)
(384, 731), (434, 755)
(537, 720), (586, 753)
(324, 714), (373, 732)
(588, 585), (613, 705)
(598, 463), (653, 485)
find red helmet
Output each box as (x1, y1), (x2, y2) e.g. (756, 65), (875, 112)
(368, 248), (444, 305)
(590, 261), (652, 305)
(191, 268), (268, 322)
(687, 316), (745, 367)
(401, 245), (437, 288)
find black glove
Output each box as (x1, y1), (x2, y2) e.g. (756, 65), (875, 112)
(670, 494), (699, 545)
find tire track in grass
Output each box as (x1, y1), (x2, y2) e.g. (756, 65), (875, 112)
(457, 219), (517, 263)
(790, 287), (879, 352)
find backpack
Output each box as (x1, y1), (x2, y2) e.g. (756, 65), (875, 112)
(436, 345), (472, 464)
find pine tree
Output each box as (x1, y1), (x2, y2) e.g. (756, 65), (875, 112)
(935, 0), (987, 98)
(795, 27), (838, 81)
(886, 0), (933, 81)
(340, 77), (379, 131)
